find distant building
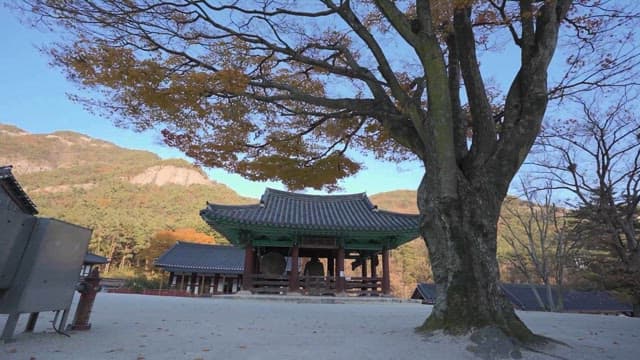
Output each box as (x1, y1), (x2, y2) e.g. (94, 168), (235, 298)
(155, 242), (245, 295)
(412, 283), (633, 316)
(81, 252), (109, 277)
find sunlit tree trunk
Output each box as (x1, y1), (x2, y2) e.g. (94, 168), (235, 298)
(417, 173), (534, 340)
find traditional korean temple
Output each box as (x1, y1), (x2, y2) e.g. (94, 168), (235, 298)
(200, 188), (420, 296)
(155, 242), (246, 295)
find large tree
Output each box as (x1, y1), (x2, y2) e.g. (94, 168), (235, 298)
(17, 0), (638, 343)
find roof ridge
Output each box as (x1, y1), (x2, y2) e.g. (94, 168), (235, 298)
(264, 187), (367, 201)
(375, 208), (420, 217)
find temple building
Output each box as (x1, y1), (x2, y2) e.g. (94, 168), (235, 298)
(199, 188), (420, 296)
(155, 242), (245, 295)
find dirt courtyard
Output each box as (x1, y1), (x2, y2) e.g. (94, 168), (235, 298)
(1, 293), (638, 359)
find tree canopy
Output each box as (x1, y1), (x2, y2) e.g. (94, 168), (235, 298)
(20, 1), (636, 191)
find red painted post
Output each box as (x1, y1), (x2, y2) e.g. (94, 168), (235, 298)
(289, 244), (299, 292)
(336, 247), (345, 294)
(382, 249), (391, 295)
(243, 245), (254, 291)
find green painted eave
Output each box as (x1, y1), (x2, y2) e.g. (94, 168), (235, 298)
(203, 218), (419, 251)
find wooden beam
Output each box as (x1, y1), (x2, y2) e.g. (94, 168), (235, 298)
(382, 249), (391, 295)
(243, 245), (255, 291)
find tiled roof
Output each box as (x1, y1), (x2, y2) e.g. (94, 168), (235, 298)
(155, 242), (245, 274)
(413, 283), (633, 314)
(500, 283), (560, 311)
(83, 252), (109, 265)
(411, 283), (438, 303)
(201, 188), (419, 232)
(556, 289), (631, 313)
(0, 165), (38, 215)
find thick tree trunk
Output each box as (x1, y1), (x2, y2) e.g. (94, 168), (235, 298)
(416, 174), (537, 343)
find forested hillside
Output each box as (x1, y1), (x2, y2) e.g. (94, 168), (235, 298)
(0, 124), (252, 272)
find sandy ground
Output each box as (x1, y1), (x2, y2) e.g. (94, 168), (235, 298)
(1, 293), (639, 360)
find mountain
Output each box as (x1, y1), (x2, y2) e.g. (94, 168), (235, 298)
(0, 123), (253, 271)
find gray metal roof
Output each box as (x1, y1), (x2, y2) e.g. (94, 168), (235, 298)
(0, 165), (38, 215)
(155, 242), (245, 274)
(201, 188), (419, 232)
(413, 283), (633, 314)
(83, 252), (109, 265)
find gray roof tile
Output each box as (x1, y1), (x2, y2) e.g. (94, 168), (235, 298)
(155, 242), (245, 274)
(201, 188), (418, 232)
(84, 252), (109, 265)
(413, 283), (633, 314)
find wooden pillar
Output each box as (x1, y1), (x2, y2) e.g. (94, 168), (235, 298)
(168, 272), (175, 288)
(371, 256), (378, 294)
(371, 256), (378, 278)
(289, 244), (299, 292)
(336, 246), (345, 294)
(213, 274), (220, 294)
(382, 249), (391, 295)
(190, 272), (198, 294)
(179, 274), (185, 291)
(327, 256), (335, 277)
(243, 244), (254, 291)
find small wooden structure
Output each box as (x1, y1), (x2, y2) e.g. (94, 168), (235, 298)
(200, 188), (419, 296)
(81, 252), (109, 277)
(155, 242), (245, 295)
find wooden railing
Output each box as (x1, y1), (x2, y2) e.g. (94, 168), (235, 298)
(250, 274), (289, 294)
(345, 277), (381, 297)
(249, 274), (381, 296)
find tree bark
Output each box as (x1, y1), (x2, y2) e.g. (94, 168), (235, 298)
(417, 174), (536, 342)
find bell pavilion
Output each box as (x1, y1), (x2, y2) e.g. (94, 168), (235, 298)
(200, 188), (420, 296)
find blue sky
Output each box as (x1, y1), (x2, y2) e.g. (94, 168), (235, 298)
(0, 6), (427, 199)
